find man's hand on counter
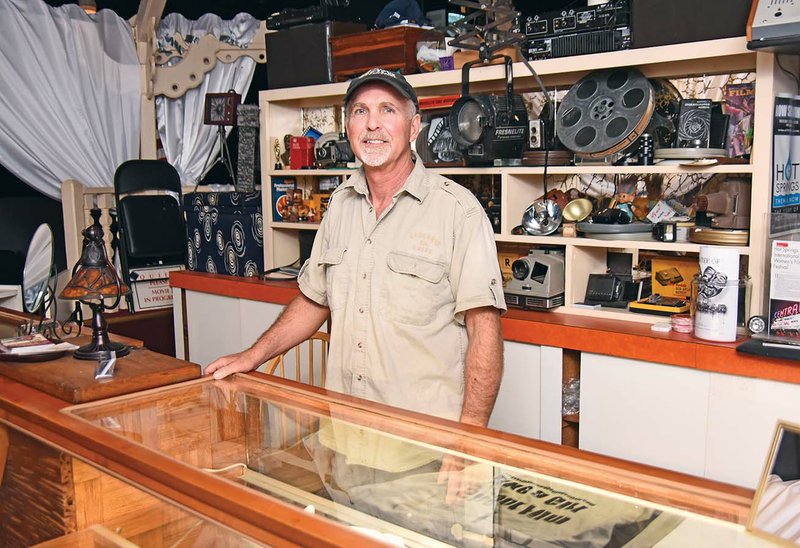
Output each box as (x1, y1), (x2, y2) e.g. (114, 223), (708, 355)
(205, 348), (264, 380)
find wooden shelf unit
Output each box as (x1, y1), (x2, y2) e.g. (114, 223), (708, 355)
(258, 37), (792, 324)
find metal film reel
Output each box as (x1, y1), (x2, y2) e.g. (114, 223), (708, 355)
(556, 68), (655, 159)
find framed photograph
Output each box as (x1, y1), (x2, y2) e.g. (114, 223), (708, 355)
(747, 420), (800, 545)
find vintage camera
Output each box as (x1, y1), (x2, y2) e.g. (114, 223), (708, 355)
(314, 132), (355, 168)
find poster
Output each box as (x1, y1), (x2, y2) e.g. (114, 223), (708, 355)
(770, 94), (800, 238)
(769, 240), (800, 338)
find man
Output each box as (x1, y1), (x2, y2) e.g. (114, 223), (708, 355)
(206, 68), (506, 503)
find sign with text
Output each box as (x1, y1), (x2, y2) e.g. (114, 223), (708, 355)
(130, 266), (184, 312)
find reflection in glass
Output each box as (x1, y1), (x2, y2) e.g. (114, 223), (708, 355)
(750, 422), (800, 544)
(22, 223), (54, 314)
(68, 378), (767, 547)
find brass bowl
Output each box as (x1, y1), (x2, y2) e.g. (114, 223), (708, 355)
(562, 198), (593, 222)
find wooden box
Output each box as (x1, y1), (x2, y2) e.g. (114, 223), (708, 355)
(331, 26), (428, 82)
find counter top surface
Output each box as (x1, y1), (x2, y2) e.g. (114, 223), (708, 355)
(170, 270), (800, 384)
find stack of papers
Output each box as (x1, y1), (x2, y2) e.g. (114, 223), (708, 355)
(0, 333), (78, 356)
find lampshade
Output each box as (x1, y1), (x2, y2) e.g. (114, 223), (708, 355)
(78, 0), (97, 14)
(61, 224), (129, 301)
(59, 222), (130, 361)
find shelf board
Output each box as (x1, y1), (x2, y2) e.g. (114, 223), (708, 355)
(511, 164), (753, 175)
(269, 169), (355, 177)
(269, 222), (321, 230)
(497, 234), (751, 255)
(259, 37), (754, 106)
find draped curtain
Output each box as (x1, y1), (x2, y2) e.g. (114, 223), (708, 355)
(156, 13), (260, 185)
(0, 0), (140, 200)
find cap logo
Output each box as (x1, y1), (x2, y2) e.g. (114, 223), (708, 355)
(363, 68), (399, 80)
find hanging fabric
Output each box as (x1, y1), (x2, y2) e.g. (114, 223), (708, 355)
(0, 0), (140, 200)
(155, 13), (260, 185)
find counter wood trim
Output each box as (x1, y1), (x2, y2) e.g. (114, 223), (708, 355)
(170, 271), (799, 384)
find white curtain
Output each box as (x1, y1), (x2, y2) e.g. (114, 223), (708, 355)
(0, 0), (140, 200)
(156, 13), (260, 185)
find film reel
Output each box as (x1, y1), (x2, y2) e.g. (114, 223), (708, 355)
(556, 68), (655, 159)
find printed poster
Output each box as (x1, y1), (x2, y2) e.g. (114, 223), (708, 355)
(771, 94), (800, 238)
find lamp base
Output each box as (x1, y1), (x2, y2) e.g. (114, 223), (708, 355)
(73, 339), (130, 361)
(72, 302), (130, 361)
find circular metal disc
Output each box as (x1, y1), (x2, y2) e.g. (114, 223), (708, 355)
(562, 198), (593, 222)
(522, 200), (563, 235)
(557, 68), (655, 158)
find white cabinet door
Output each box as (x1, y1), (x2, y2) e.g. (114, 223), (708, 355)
(185, 291), (243, 369)
(489, 341), (542, 439)
(580, 353), (710, 477)
(705, 374), (800, 488)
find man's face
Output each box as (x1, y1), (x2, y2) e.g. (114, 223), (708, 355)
(345, 82), (421, 168)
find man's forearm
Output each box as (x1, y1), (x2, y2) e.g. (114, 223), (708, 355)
(460, 307), (504, 427)
(248, 293), (330, 363)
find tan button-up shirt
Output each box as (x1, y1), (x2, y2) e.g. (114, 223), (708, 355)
(298, 159), (505, 422)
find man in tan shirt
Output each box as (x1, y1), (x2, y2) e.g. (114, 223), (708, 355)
(206, 68), (506, 503)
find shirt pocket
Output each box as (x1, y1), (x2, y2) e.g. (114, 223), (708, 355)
(319, 247), (348, 310)
(382, 251), (450, 326)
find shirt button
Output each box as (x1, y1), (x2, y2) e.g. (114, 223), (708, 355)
(357, 374), (363, 381)
(361, 272), (367, 279)
(359, 307), (365, 313)
(366, 238), (372, 245)
(368, 207), (373, 212)
(491, 278), (497, 285)
(357, 342), (363, 349)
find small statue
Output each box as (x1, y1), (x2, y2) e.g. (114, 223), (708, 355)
(274, 139), (282, 170)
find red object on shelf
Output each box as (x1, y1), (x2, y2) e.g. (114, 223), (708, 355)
(419, 94), (461, 111)
(290, 137), (315, 169)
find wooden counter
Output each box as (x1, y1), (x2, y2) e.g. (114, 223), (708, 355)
(171, 270), (800, 385)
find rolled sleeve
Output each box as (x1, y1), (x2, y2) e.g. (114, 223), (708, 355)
(451, 206), (507, 323)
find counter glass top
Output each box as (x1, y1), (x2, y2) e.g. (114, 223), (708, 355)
(64, 374), (769, 547)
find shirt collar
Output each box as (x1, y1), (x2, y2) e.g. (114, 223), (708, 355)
(343, 154), (431, 203)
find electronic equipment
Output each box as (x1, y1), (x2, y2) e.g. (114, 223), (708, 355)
(266, 1), (354, 30)
(504, 249), (565, 310)
(449, 55), (528, 166)
(520, 0), (632, 61)
(629, 294), (691, 315)
(633, 0), (750, 49)
(748, 0), (800, 52)
(314, 133), (354, 168)
(693, 177), (751, 230)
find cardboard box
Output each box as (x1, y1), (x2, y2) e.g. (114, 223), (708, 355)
(650, 256), (699, 300)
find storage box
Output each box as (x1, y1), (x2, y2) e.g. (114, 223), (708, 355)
(266, 21), (366, 89)
(331, 26), (428, 82)
(631, 0), (750, 49)
(650, 256), (699, 301)
(183, 191), (264, 277)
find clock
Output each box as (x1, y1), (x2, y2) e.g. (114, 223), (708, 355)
(203, 91), (241, 126)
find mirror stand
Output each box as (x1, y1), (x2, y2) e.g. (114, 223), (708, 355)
(16, 269), (82, 340)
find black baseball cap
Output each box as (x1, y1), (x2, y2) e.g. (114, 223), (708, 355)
(344, 68), (419, 113)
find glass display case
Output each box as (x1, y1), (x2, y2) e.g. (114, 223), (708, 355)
(64, 374), (770, 547)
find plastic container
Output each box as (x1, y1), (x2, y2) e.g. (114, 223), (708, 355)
(691, 275), (751, 341)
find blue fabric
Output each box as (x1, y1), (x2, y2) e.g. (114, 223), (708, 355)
(183, 191), (264, 277)
(375, 0), (429, 28)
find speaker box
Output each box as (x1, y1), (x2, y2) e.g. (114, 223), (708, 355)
(266, 21), (366, 89)
(631, 0), (752, 49)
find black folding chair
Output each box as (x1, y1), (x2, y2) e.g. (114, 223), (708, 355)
(114, 160), (186, 312)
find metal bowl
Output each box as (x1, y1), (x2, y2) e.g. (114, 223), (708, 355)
(562, 198), (593, 222)
(522, 200), (563, 235)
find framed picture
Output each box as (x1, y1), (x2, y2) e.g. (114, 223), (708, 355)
(747, 420), (800, 545)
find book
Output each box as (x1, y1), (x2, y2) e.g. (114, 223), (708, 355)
(0, 333), (77, 355)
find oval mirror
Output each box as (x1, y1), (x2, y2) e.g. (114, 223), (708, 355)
(22, 223), (54, 314)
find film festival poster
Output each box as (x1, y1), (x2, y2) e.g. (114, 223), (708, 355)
(771, 93), (800, 238)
